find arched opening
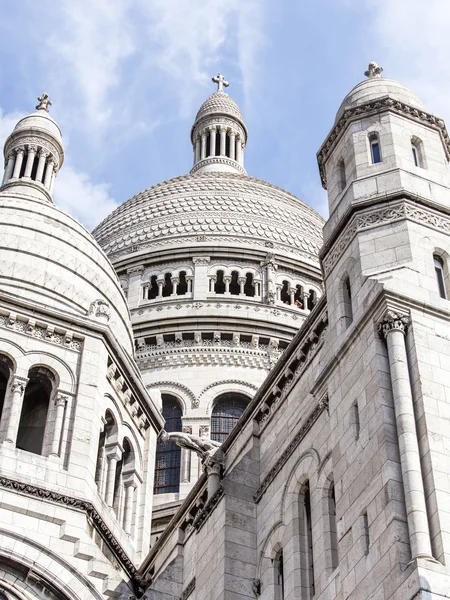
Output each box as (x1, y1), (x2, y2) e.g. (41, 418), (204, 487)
(328, 481), (338, 569)
(211, 392), (249, 443)
(95, 410), (117, 492)
(274, 549), (285, 600)
(162, 273), (173, 297)
(369, 132), (381, 164)
(434, 255), (447, 299)
(16, 366), (54, 455)
(244, 272), (255, 297)
(230, 271), (240, 295)
(294, 285), (304, 308)
(226, 133), (231, 157)
(154, 394), (182, 494)
(148, 275), (158, 299)
(343, 277), (353, 326)
(205, 131), (211, 158)
(299, 480), (314, 598)
(0, 355), (13, 425)
(281, 280), (290, 304)
(307, 289), (317, 311)
(178, 271), (188, 295)
(338, 158), (346, 191)
(215, 270), (225, 294)
(411, 136), (425, 168)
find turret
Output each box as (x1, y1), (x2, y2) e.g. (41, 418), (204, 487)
(190, 73), (248, 174)
(1, 93), (64, 203)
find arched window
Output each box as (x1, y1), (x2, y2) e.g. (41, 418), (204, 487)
(307, 289), (317, 311)
(0, 356), (13, 425)
(343, 277), (353, 326)
(148, 275), (158, 299)
(275, 549), (284, 600)
(230, 271), (240, 295)
(299, 480), (314, 599)
(244, 272), (255, 297)
(294, 285), (304, 308)
(95, 410), (117, 494)
(178, 271), (188, 295)
(434, 255), (447, 299)
(162, 273), (173, 297)
(369, 133), (381, 164)
(281, 280), (290, 304)
(215, 270), (225, 294)
(16, 366), (54, 455)
(211, 393), (249, 443)
(338, 159), (346, 191)
(328, 482), (338, 569)
(154, 395), (182, 494)
(411, 136), (424, 168)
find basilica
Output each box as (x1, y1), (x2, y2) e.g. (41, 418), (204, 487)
(0, 62), (448, 600)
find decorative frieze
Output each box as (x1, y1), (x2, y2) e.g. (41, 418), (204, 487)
(179, 578), (196, 600)
(0, 310), (83, 351)
(193, 485), (224, 531)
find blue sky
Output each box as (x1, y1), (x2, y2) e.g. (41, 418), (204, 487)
(0, 0), (449, 230)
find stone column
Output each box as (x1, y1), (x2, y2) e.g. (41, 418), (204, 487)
(35, 150), (48, 183)
(187, 276), (193, 294)
(157, 278), (164, 298)
(12, 149), (25, 179)
(238, 277), (246, 296)
(2, 152), (15, 184)
(49, 165), (57, 193)
(24, 145), (37, 178)
(195, 137), (201, 164)
(224, 276), (231, 294)
(43, 158), (55, 189)
(219, 127), (227, 156)
(236, 136), (242, 164)
(206, 461), (222, 500)
(3, 378), (27, 445)
(209, 276), (217, 293)
(201, 133), (207, 160)
(276, 285), (282, 302)
(142, 283), (149, 300)
(171, 277), (179, 297)
(229, 132), (236, 160)
(105, 445), (122, 507)
(209, 127), (217, 157)
(303, 292), (310, 313)
(241, 142), (245, 167)
(49, 393), (68, 457)
(262, 254), (277, 305)
(122, 472), (138, 534)
(181, 426), (192, 483)
(290, 287), (296, 305)
(378, 311), (433, 561)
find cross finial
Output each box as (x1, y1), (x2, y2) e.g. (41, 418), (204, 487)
(36, 92), (52, 112)
(364, 61), (383, 79)
(212, 73), (229, 93)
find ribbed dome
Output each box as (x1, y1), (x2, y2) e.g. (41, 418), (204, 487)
(0, 187), (134, 354)
(93, 172), (324, 262)
(335, 77), (425, 123)
(195, 91), (245, 124)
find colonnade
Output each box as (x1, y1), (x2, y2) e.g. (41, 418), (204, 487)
(193, 126), (245, 166)
(2, 145), (57, 191)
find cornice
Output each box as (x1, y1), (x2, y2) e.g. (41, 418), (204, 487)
(192, 486), (224, 531)
(317, 96), (450, 188)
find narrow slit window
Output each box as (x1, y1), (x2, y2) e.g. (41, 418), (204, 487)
(412, 143), (420, 167)
(434, 255), (447, 299)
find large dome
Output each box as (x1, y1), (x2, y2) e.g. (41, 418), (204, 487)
(93, 171), (324, 263)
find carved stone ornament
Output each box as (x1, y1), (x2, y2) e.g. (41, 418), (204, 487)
(160, 430), (220, 463)
(364, 61), (383, 78)
(36, 92), (52, 112)
(89, 299), (111, 322)
(252, 579), (261, 597)
(11, 379), (26, 395)
(378, 311), (411, 338)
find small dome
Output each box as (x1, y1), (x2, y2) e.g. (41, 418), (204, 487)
(335, 77), (425, 123)
(13, 110), (63, 145)
(194, 91), (245, 125)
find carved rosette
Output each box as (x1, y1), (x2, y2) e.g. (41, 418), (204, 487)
(89, 299), (111, 322)
(378, 311), (411, 338)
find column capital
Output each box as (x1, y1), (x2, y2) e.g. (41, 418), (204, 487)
(11, 377), (27, 395)
(378, 311), (411, 339)
(15, 148), (25, 156)
(38, 149), (49, 158)
(27, 144), (38, 153)
(238, 277), (246, 284)
(223, 276), (232, 284)
(55, 393), (68, 407)
(122, 470), (141, 488)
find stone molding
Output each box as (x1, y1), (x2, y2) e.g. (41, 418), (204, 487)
(377, 310), (410, 338)
(321, 198), (450, 276)
(192, 485), (224, 531)
(0, 310), (83, 351)
(5, 136), (60, 168)
(317, 96), (450, 188)
(190, 157), (246, 175)
(253, 394), (329, 503)
(146, 381), (198, 409)
(179, 578), (196, 600)
(0, 475), (137, 581)
(198, 379), (259, 401)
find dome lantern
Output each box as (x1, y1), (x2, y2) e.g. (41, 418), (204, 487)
(1, 92), (64, 203)
(190, 74), (248, 175)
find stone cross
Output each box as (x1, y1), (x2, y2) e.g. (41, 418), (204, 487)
(364, 61), (383, 79)
(212, 73), (229, 92)
(36, 92), (52, 112)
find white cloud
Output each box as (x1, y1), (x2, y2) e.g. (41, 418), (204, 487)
(54, 165), (118, 231)
(0, 108), (24, 147)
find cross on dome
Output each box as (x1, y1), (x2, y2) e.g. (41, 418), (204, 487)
(364, 62), (383, 79)
(212, 73), (229, 92)
(36, 92), (52, 112)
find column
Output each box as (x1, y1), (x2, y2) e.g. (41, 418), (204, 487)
(303, 292), (310, 313)
(378, 312), (433, 561)
(43, 158), (55, 189)
(201, 133), (207, 160)
(171, 277), (179, 297)
(206, 461), (222, 500)
(3, 378), (27, 445)
(229, 132), (236, 160)
(122, 473), (138, 534)
(241, 142), (245, 167)
(181, 426), (192, 483)
(49, 393), (67, 457)
(209, 127), (217, 157)
(49, 165), (57, 193)
(142, 283), (149, 300)
(187, 276), (193, 294)
(195, 137), (201, 164)
(224, 276), (231, 294)
(2, 152), (15, 184)
(290, 287), (296, 305)
(236, 136), (242, 164)
(157, 278), (164, 297)
(238, 277), (246, 296)
(24, 145), (37, 178)
(209, 276), (216, 293)
(276, 285), (282, 302)
(35, 150), (48, 183)
(219, 127), (227, 156)
(12, 149), (25, 179)
(105, 446), (122, 507)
